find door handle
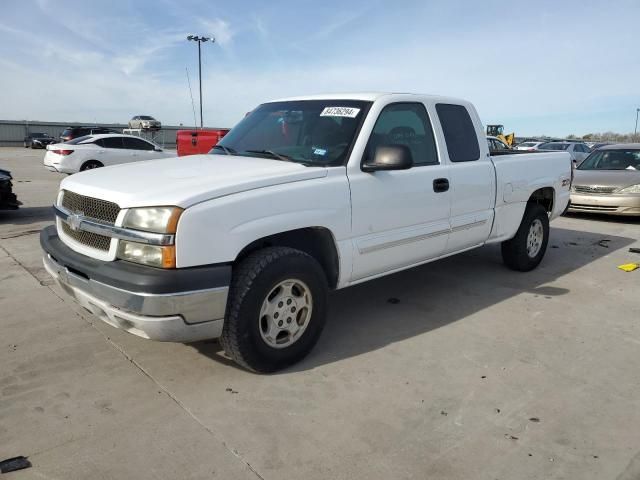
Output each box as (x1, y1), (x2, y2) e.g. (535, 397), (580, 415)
(433, 178), (449, 193)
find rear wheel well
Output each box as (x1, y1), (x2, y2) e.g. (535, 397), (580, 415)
(235, 228), (340, 289)
(528, 187), (554, 213)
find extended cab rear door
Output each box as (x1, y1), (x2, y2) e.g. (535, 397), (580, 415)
(434, 103), (495, 253)
(347, 100), (451, 282)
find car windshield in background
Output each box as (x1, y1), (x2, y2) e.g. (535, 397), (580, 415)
(578, 149), (640, 170)
(140, 116), (154, 120)
(214, 100), (372, 166)
(539, 143), (570, 151)
(520, 142), (536, 147)
(65, 135), (94, 145)
(31, 133), (47, 137)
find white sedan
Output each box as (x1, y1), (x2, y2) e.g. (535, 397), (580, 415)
(44, 134), (175, 174)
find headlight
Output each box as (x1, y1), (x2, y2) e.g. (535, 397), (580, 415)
(616, 184), (640, 194)
(123, 206), (182, 233)
(118, 207), (182, 268)
(117, 242), (176, 268)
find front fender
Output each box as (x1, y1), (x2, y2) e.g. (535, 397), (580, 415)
(175, 170), (351, 268)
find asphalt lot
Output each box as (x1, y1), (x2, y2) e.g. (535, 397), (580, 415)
(1, 146), (639, 480)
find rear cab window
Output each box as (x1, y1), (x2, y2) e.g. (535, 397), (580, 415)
(435, 103), (480, 162)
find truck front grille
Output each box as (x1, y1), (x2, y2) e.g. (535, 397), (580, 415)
(59, 190), (120, 252)
(61, 222), (112, 251)
(61, 190), (120, 224)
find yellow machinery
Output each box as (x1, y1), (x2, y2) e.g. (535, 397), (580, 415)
(486, 125), (515, 147)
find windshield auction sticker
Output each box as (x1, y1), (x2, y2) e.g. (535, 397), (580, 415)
(320, 107), (361, 118)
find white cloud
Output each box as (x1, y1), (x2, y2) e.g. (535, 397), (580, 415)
(199, 18), (234, 47)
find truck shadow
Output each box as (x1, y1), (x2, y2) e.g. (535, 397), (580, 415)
(190, 226), (636, 372)
(0, 206), (53, 226)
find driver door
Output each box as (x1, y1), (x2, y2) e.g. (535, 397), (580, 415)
(347, 102), (451, 281)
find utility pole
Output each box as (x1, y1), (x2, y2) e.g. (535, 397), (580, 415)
(187, 35), (215, 128)
(635, 108), (639, 141)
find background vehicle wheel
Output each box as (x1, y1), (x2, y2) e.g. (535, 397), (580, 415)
(501, 203), (550, 272)
(80, 160), (103, 171)
(220, 246), (328, 373)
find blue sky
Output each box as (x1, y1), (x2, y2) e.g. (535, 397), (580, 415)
(1, 0), (639, 136)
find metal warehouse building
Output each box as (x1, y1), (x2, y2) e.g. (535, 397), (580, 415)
(0, 120), (190, 147)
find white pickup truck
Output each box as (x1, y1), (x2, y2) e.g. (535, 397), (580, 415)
(41, 93), (572, 372)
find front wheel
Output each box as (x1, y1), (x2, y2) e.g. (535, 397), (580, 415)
(220, 247), (328, 373)
(501, 203), (550, 272)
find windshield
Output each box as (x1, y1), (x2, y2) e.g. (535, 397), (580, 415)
(539, 143), (569, 151)
(520, 142), (536, 147)
(578, 149), (640, 170)
(214, 100), (371, 166)
(139, 116), (154, 120)
(65, 135), (94, 145)
(31, 132), (48, 137)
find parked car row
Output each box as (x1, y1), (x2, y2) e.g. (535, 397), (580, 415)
(23, 115), (162, 148)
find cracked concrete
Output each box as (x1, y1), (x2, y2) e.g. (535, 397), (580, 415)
(1, 147), (640, 479)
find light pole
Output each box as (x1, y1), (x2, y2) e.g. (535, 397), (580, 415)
(635, 108), (640, 140)
(187, 35), (215, 128)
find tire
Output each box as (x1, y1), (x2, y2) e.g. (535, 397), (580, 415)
(80, 160), (103, 171)
(220, 246), (328, 373)
(501, 203), (550, 272)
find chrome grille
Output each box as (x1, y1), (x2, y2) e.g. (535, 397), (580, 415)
(570, 203), (618, 211)
(59, 190), (120, 252)
(61, 190), (120, 224)
(61, 222), (112, 251)
(573, 185), (616, 194)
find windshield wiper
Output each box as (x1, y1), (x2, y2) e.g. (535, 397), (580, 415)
(244, 149), (293, 162)
(211, 144), (236, 155)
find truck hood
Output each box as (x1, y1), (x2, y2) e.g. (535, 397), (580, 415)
(60, 154), (328, 208)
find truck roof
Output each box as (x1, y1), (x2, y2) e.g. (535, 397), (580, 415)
(269, 92), (471, 105)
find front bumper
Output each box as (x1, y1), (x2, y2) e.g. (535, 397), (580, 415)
(569, 193), (640, 216)
(40, 225), (230, 342)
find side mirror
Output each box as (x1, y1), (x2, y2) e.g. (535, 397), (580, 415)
(361, 145), (413, 172)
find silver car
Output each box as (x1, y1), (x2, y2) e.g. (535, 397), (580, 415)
(128, 115), (161, 130)
(537, 142), (591, 165)
(568, 144), (640, 216)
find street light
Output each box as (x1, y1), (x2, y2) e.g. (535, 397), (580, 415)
(187, 35), (215, 128)
(635, 108), (640, 140)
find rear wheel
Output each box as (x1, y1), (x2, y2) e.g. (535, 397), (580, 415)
(220, 247), (328, 373)
(501, 203), (550, 272)
(80, 160), (103, 171)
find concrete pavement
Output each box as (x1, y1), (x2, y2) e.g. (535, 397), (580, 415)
(1, 147), (639, 479)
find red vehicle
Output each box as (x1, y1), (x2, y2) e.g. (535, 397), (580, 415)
(176, 128), (230, 156)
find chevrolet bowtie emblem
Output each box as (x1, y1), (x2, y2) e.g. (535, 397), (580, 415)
(67, 213), (84, 232)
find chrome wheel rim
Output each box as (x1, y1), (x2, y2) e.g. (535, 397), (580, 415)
(259, 279), (313, 349)
(526, 219), (544, 258)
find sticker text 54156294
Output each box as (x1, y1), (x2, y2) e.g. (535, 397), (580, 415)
(320, 107), (361, 118)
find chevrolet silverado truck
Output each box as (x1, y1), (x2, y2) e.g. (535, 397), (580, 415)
(40, 93), (572, 372)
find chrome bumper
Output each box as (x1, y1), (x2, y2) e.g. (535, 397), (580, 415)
(43, 253), (227, 342)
